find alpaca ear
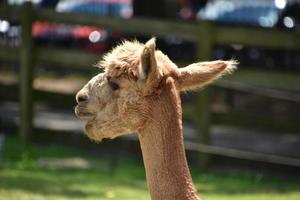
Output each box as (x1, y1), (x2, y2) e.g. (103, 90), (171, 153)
(139, 38), (158, 81)
(178, 60), (237, 91)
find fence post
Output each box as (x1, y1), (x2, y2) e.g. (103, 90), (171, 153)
(19, 2), (34, 144)
(195, 21), (215, 169)
(1, 0), (8, 16)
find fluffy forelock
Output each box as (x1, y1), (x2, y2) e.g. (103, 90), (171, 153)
(96, 40), (144, 78)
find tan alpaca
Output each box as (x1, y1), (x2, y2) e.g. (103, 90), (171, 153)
(75, 38), (237, 200)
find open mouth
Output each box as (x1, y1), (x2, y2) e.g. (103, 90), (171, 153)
(74, 105), (95, 119)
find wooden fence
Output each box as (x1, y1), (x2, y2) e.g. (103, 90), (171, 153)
(1, 2), (300, 168)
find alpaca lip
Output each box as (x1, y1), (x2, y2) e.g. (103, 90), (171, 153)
(74, 105), (95, 119)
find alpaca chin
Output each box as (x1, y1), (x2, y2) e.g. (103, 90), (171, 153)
(84, 121), (103, 142)
(84, 120), (131, 142)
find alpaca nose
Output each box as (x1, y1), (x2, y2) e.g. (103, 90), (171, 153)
(76, 93), (89, 104)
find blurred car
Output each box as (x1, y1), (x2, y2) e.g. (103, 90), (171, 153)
(196, 0), (280, 27)
(32, 21), (114, 52)
(277, 0), (300, 33)
(33, 0), (133, 52)
(1, 0), (132, 52)
(56, 0), (133, 18)
(191, 0), (300, 70)
(181, 0), (300, 31)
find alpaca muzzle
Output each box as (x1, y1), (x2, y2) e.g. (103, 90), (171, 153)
(74, 105), (95, 119)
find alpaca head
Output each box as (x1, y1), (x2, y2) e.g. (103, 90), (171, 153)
(75, 38), (237, 141)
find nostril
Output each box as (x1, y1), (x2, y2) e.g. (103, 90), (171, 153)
(77, 94), (89, 104)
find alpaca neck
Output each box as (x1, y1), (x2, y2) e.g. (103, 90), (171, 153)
(138, 78), (199, 200)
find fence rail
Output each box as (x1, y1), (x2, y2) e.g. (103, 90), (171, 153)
(1, 2), (300, 168)
(37, 47), (101, 69)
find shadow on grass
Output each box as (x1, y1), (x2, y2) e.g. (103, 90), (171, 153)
(192, 171), (300, 196)
(0, 171), (95, 198)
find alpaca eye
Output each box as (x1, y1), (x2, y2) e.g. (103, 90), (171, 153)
(108, 81), (120, 91)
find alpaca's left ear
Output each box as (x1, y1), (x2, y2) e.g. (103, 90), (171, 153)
(139, 38), (159, 81)
(139, 38), (162, 95)
(178, 60), (237, 91)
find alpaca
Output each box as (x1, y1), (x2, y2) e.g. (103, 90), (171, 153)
(75, 38), (237, 200)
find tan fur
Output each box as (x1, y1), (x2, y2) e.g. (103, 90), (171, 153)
(75, 38), (237, 199)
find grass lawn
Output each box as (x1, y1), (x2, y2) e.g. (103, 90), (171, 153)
(0, 136), (299, 200)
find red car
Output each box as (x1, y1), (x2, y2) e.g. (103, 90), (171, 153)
(33, 0), (132, 52)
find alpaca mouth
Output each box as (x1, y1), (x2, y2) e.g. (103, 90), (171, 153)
(74, 105), (95, 119)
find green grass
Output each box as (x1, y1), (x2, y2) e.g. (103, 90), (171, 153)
(0, 136), (300, 200)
